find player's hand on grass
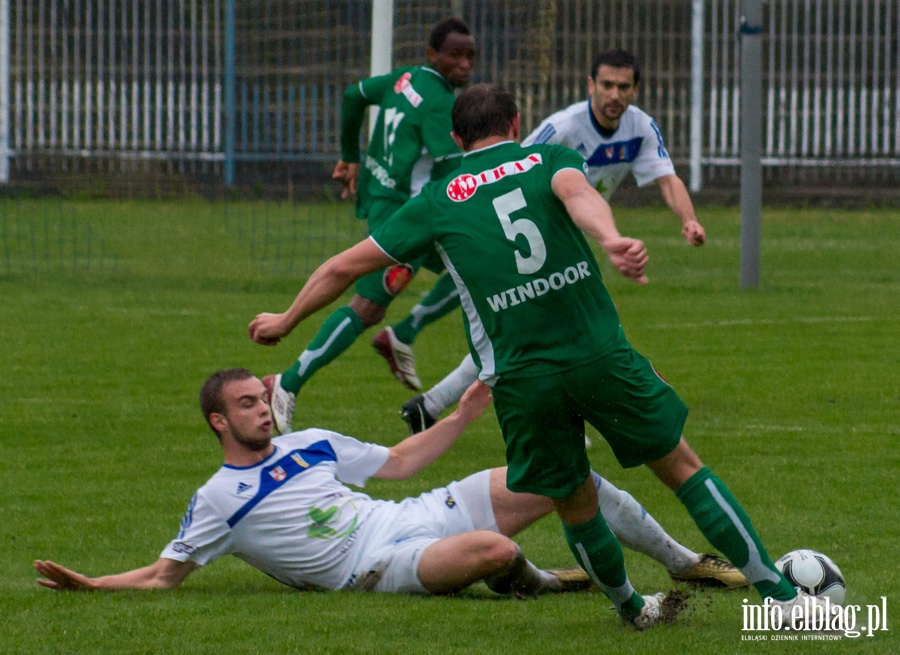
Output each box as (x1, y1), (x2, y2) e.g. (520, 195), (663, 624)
(604, 237), (648, 285)
(332, 161), (360, 200)
(455, 381), (493, 425)
(34, 560), (96, 592)
(681, 219), (706, 246)
(248, 313), (290, 345)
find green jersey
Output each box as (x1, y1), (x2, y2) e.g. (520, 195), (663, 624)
(340, 65), (463, 222)
(370, 141), (624, 380)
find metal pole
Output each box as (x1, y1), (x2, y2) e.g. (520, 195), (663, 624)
(740, 0), (763, 289)
(0, 0), (11, 183)
(368, 0), (393, 140)
(689, 0), (704, 193)
(223, 0), (236, 185)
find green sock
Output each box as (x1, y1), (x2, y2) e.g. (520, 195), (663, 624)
(279, 306), (365, 393)
(562, 510), (644, 620)
(391, 273), (460, 345)
(676, 467), (795, 600)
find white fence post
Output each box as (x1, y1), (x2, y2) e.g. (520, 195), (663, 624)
(224, 0), (235, 185)
(690, 0), (704, 193)
(368, 0), (394, 141)
(740, 0), (763, 290)
(0, 0), (10, 183)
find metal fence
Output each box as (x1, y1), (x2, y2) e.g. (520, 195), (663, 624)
(1, 0), (898, 198)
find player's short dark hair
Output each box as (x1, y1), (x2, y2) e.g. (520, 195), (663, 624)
(200, 368), (254, 437)
(451, 83), (518, 149)
(428, 17), (471, 52)
(591, 48), (641, 86)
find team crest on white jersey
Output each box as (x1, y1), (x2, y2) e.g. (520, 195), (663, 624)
(446, 153), (543, 202)
(269, 466), (287, 482)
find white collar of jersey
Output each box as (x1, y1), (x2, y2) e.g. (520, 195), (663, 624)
(464, 140), (516, 157)
(586, 99), (620, 139)
(222, 443), (281, 470)
(421, 66), (452, 87)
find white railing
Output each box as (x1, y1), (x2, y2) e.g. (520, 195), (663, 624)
(0, 0), (897, 188)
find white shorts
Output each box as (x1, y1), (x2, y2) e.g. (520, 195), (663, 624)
(345, 470), (498, 594)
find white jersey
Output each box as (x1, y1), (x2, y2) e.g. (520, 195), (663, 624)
(522, 101), (675, 199)
(160, 429), (391, 591)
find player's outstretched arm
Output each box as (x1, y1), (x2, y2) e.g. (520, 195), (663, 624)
(35, 558), (196, 592)
(551, 168), (649, 284)
(375, 381), (493, 480)
(248, 239), (394, 345)
(655, 174), (706, 246)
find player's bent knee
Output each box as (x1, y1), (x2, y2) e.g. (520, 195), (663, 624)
(417, 532), (519, 594)
(453, 532), (519, 569)
(477, 535), (521, 574)
(348, 296), (387, 326)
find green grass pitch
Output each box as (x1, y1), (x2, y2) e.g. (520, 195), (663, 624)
(1, 198), (897, 654)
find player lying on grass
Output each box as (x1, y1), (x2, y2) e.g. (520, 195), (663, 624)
(35, 369), (739, 603)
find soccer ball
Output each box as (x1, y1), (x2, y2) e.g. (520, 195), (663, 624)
(775, 549), (846, 605)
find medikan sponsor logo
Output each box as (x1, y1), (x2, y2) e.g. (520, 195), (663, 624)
(740, 596), (889, 641)
(446, 153), (543, 202)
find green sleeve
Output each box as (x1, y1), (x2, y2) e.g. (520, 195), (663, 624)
(547, 144), (589, 177)
(369, 194), (435, 263)
(339, 69), (408, 163)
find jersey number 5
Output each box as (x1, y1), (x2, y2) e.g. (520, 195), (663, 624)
(492, 188), (547, 275)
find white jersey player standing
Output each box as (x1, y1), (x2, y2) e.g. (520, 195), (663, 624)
(523, 48), (706, 239)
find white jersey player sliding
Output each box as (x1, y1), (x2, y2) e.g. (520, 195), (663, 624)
(35, 368), (744, 601)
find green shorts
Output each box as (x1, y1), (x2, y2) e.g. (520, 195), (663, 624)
(491, 340), (688, 498)
(355, 197), (446, 307)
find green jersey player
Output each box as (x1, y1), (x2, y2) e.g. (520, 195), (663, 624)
(401, 48), (707, 438)
(250, 84), (823, 630)
(262, 18), (474, 434)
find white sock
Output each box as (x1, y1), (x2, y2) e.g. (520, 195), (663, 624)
(593, 472), (700, 575)
(422, 353), (479, 418)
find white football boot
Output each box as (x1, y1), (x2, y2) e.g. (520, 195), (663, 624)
(372, 327), (422, 390)
(629, 592), (666, 631)
(262, 374), (295, 436)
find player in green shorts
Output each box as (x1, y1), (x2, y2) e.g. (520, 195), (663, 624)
(249, 84), (828, 630)
(399, 48), (709, 438)
(262, 18), (472, 435)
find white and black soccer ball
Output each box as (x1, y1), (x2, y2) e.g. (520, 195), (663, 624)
(775, 549), (846, 605)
